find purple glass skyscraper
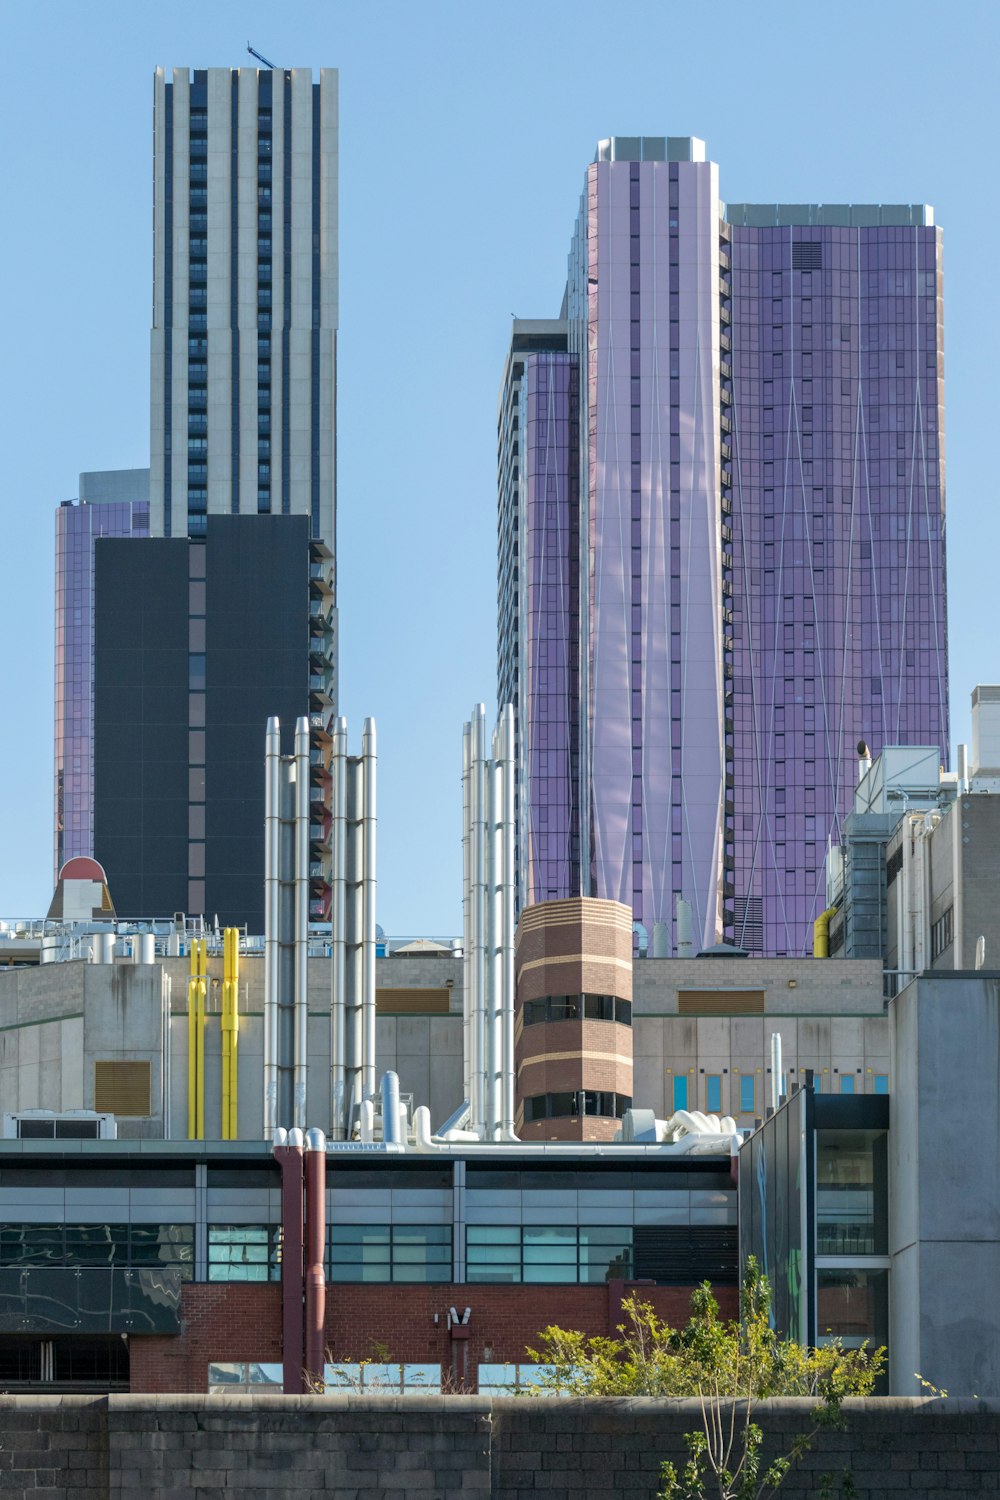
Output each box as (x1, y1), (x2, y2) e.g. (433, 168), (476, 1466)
(499, 138), (948, 957)
(54, 470), (150, 877)
(726, 208), (947, 955)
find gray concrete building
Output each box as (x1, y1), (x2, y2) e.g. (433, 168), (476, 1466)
(888, 971), (1000, 1396)
(632, 954), (888, 1123)
(826, 688), (1000, 985)
(0, 948), (464, 1142)
(742, 966), (1000, 1397)
(0, 939), (889, 1141)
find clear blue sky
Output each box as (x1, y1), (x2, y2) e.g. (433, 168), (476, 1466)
(0, 0), (995, 932)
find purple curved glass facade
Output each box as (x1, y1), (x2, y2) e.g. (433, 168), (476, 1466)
(518, 351), (582, 906)
(566, 153), (726, 948)
(500, 142), (949, 958)
(727, 222), (948, 954)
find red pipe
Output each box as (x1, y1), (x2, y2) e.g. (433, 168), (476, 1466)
(304, 1136), (327, 1387)
(275, 1143), (306, 1393)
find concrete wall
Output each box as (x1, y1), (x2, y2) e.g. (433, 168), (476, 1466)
(633, 956), (888, 1121)
(0, 963), (167, 1135)
(0, 1394), (997, 1499)
(0, 954), (465, 1141)
(1, 951), (892, 1135)
(955, 795), (1000, 971)
(890, 972), (1000, 1397)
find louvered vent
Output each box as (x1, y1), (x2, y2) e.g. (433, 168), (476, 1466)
(792, 242), (823, 270)
(93, 1061), (151, 1117)
(733, 895), (764, 950)
(633, 1226), (738, 1284)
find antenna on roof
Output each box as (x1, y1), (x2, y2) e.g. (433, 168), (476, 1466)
(247, 42), (280, 70)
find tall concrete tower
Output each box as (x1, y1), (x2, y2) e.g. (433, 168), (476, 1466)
(151, 66), (338, 572)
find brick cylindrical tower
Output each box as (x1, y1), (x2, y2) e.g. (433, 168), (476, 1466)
(515, 897), (633, 1141)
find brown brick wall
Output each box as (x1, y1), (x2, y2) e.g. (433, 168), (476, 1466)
(516, 1018), (633, 1094)
(517, 1115), (621, 1142)
(516, 898), (633, 1005)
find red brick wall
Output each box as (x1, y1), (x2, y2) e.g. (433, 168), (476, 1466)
(128, 1282), (282, 1393)
(128, 1278), (738, 1394)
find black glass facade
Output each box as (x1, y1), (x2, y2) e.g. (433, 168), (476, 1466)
(93, 514), (310, 928)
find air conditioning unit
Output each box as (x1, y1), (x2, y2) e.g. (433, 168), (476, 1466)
(2, 1110), (117, 1141)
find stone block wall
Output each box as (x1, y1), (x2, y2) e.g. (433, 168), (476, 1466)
(0, 1394), (996, 1498)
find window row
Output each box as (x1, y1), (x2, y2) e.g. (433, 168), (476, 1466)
(208, 1360), (581, 1396)
(0, 1222), (738, 1287)
(0, 1224), (193, 1277)
(523, 1091), (632, 1122)
(521, 994), (632, 1027)
(671, 1072), (889, 1115)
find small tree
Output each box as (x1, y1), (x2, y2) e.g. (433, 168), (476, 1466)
(528, 1259), (884, 1500)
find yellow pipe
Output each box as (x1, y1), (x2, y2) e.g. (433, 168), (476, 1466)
(813, 907), (838, 959)
(187, 941), (197, 1139)
(221, 929), (230, 1139)
(222, 927), (240, 1139)
(187, 939), (207, 1138)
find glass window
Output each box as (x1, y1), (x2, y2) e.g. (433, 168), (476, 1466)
(323, 1362), (441, 1394)
(739, 1075), (756, 1114)
(477, 1362), (563, 1395)
(706, 1075), (722, 1113)
(468, 1226), (632, 1284)
(207, 1225), (279, 1282)
(672, 1075), (688, 1112)
(328, 1223), (450, 1283)
(0, 1224), (193, 1279)
(839, 1074), (856, 1095)
(207, 1362), (282, 1394)
(130, 1224), (194, 1279)
(816, 1131), (888, 1255)
(873, 1075), (889, 1095)
(816, 1269), (888, 1352)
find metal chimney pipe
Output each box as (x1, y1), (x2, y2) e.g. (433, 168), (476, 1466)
(275, 1130), (306, 1393)
(957, 743), (969, 795)
(381, 1071), (402, 1146)
(344, 751), (363, 1129)
(303, 1128), (327, 1388)
(488, 747), (504, 1139)
(770, 1032), (782, 1113)
(361, 719), (377, 1108)
(330, 718), (348, 1138)
(675, 898), (693, 958)
(498, 705), (517, 1140)
(471, 706), (488, 1139)
(263, 718), (282, 1139)
(464, 720), (476, 1122)
(293, 719), (311, 1129)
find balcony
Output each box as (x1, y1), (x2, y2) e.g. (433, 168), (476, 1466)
(719, 304), (731, 325)
(0, 1267), (182, 1335)
(309, 562), (333, 597)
